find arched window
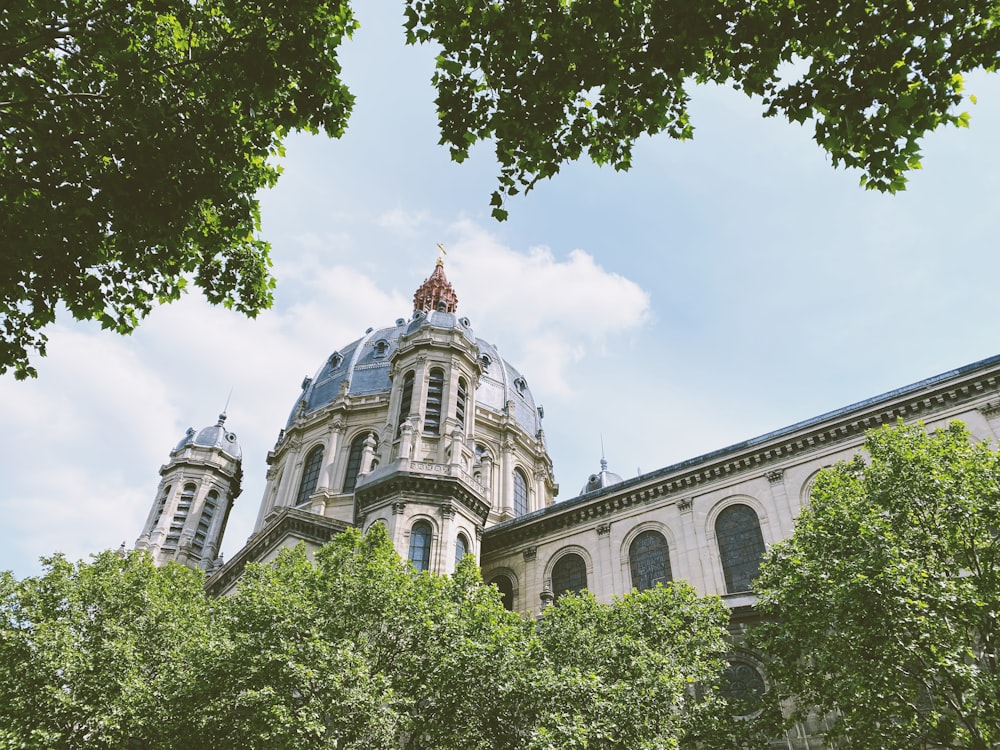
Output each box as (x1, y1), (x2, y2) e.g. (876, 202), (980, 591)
(629, 530), (672, 591)
(716, 504), (766, 593)
(455, 533), (469, 567)
(397, 370), (414, 434)
(551, 553), (587, 598)
(152, 485), (170, 527)
(192, 490), (219, 556)
(343, 431), (378, 494)
(295, 446), (324, 506)
(513, 468), (528, 516)
(424, 368), (444, 434)
(490, 574), (515, 611)
(166, 483), (196, 547)
(408, 521), (432, 572)
(456, 376), (468, 427)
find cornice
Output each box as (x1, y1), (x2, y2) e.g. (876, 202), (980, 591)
(482, 355), (1000, 554)
(355, 468), (491, 523)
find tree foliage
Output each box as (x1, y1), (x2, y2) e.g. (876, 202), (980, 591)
(404, 0), (999, 219)
(753, 421), (1000, 750)
(0, 524), (768, 749)
(1, 0), (356, 379)
(4, 0), (999, 376)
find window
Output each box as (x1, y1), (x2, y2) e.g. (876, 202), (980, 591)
(513, 468), (528, 516)
(192, 490), (219, 556)
(343, 432), (378, 494)
(551, 553), (587, 598)
(165, 483), (196, 547)
(408, 521), (432, 572)
(719, 659), (767, 715)
(295, 446), (324, 506)
(424, 368), (444, 434)
(455, 533), (469, 567)
(490, 574), (515, 611)
(716, 504), (766, 593)
(152, 485), (170, 527)
(397, 370), (414, 434)
(456, 376), (468, 427)
(629, 530), (672, 591)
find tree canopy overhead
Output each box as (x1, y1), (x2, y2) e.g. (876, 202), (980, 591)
(4, 0), (998, 377)
(1, 0), (356, 379)
(405, 0), (999, 218)
(753, 421), (1000, 750)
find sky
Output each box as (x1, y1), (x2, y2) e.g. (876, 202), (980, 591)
(3, 6), (1000, 578)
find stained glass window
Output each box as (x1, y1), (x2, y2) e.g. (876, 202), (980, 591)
(716, 504), (766, 593)
(629, 530), (672, 591)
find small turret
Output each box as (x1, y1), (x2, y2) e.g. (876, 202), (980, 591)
(135, 414), (242, 570)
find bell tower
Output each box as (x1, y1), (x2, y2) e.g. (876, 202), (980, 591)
(136, 414), (242, 570)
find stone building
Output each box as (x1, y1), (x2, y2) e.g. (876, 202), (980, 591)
(137, 259), (1000, 747)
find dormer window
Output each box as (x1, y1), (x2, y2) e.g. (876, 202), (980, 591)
(513, 377), (527, 395)
(328, 352), (343, 369)
(373, 339), (389, 358)
(479, 354), (492, 371)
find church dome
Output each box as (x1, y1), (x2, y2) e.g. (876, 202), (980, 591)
(173, 414), (242, 459)
(580, 458), (623, 495)
(286, 261), (543, 438)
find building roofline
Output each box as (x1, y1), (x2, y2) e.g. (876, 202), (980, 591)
(483, 353), (1000, 550)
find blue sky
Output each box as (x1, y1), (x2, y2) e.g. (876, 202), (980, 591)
(2, 5), (999, 578)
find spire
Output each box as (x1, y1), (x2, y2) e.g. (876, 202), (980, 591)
(413, 256), (459, 314)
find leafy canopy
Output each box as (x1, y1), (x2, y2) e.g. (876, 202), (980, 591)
(0, 524), (768, 749)
(1, 0), (356, 379)
(753, 420), (1000, 750)
(404, 0), (999, 219)
(4, 0), (998, 376)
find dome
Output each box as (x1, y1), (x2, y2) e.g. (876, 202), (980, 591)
(173, 414), (242, 459)
(580, 458), (623, 495)
(285, 262), (543, 438)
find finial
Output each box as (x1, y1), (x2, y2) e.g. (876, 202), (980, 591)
(218, 388), (233, 425)
(436, 242), (447, 265)
(600, 434), (607, 472)
(413, 252), (459, 314)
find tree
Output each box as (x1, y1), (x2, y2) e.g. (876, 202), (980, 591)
(5, 0), (998, 377)
(196, 523), (765, 749)
(0, 525), (767, 749)
(0, 550), (212, 749)
(404, 0), (999, 219)
(1, 0), (356, 379)
(753, 421), (1000, 750)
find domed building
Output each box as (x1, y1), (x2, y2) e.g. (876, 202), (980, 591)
(185, 259), (557, 594)
(136, 258), (1000, 745)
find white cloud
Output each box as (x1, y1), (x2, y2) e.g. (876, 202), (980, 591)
(445, 220), (651, 395)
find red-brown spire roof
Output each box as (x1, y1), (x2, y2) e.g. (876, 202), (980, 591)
(413, 258), (458, 314)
